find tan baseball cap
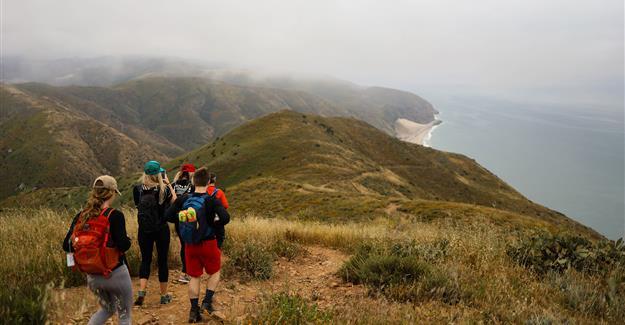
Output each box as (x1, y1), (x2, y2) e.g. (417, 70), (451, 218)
(93, 175), (122, 195)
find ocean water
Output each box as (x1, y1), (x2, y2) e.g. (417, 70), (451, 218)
(428, 95), (625, 239)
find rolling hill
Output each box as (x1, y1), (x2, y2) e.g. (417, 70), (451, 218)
(3, 55), (438, 132)
(0, 85), (172, 200)
(134, 110), (598, 239)
(0, 75), (436, 199)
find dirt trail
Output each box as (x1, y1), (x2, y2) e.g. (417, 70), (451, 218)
(48, 246), (368, 324)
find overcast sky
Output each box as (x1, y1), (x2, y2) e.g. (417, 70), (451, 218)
(2, 0), (624, 109)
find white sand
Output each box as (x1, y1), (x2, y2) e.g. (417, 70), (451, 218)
(394, 118), (440, 146)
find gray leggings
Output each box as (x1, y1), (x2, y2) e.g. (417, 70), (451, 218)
(86, 264), (133, 325)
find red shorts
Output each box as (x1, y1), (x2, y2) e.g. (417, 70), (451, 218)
(185, 239), (221, 277)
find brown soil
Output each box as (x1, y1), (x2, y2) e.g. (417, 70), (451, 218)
(48, 246), (374, 324)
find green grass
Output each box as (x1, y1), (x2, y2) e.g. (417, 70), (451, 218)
(507, 234), (625, 275)
(339, 240), (460, 304)
(223, 241), (274, 280)
(247, 292), (334, 324)
(223, 233), (306, 280)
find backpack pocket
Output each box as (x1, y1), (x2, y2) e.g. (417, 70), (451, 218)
(179, 208), (200, 244)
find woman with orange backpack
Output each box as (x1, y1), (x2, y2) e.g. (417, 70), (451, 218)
(62, 175), (132, 325)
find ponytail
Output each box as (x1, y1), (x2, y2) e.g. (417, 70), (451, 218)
(78, 182), (114, 229)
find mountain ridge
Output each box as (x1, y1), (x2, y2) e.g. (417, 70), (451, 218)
(0, 75), (436, 199)
(1, 110), (603, 240)
(163, 110), (601, 239)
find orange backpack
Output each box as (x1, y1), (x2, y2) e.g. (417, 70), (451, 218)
(70, 208), (122, 277)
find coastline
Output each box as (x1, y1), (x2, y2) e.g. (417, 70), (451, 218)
(394, 117), (441, 146)
(422, 121), (441, 147)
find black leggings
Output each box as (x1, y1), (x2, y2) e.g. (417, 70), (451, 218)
(138, 227), (170, 283)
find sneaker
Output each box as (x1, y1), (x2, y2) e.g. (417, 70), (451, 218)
(160, 293), (172, 304)
(201, 300), (214, 314)
(134, 291), (146, 306)
(177, 274), (190, 284)
(188, 306), (202, 323)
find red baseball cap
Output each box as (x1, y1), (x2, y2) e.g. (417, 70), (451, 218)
(181, 163), (196, 173)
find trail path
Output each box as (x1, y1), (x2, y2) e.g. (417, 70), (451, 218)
(48, 246), (370, 324)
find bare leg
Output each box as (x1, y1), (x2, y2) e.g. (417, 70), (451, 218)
(206, 271), (220, 291)
(189, 276), (201, 299)
(139, 278), (148, 292)
(159, 282), (168, 295)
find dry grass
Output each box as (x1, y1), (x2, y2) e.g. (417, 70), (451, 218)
(0, 208), (621, 324)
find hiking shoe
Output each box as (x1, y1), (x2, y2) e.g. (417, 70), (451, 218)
(160, 293), (172, 304)
(177, 274), (190, 284)
(188, 306), (202, 323)
(201, 300), (214, 314)
(133, 296), (144, 306)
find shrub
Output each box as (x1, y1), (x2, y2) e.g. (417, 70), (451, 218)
(548, 267), (625, 321)
(389, 238), (449, 262)
(507, 234), (625, 275)
(525, 314), (554, 325)
(339, 240), (459, 304)
(247, 292), (333, 324)
(271, 238), (305, 261)
(223, 241), (274, 280)
(0, 285), (50, 324)
(0, 209), (77, 323)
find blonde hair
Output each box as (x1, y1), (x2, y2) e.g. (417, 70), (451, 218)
(78, 180), (115, 229)
(140, 173), (166, 204)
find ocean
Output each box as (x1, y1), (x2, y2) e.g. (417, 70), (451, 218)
(427, 95), (624, 239)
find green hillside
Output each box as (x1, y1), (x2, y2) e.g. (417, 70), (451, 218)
(14, 76), (437, 150)
(0, 85), (169, 199)
(1, 76), (437, 199)
(3, 110), (600, 239)
(164, 111), (599, 238)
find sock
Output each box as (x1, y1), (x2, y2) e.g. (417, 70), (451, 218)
(190, 298), (199, 308)
(138, 290), (146, 297)
(203, 289), (215, 303)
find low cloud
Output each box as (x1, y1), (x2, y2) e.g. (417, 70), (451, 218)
(3, 0), (623, 108)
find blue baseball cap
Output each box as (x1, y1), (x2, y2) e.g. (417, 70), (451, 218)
(144, 160), (166, 175)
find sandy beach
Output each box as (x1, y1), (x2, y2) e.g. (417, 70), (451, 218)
(394, 118), (441, 146)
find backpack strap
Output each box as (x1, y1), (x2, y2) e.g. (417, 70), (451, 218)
(209, 188), (220, 197)
(102, 208), (115, 219)
(101, 208), (116, 251)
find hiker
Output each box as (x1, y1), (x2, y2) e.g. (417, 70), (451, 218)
(173, 163), (196, 196)
(62, 176), (132, 325)
(165, 167), (230, 323)
(172, 163), (196, 283)
(132, 160), (177, 306)
(207, 172), (229, 249)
